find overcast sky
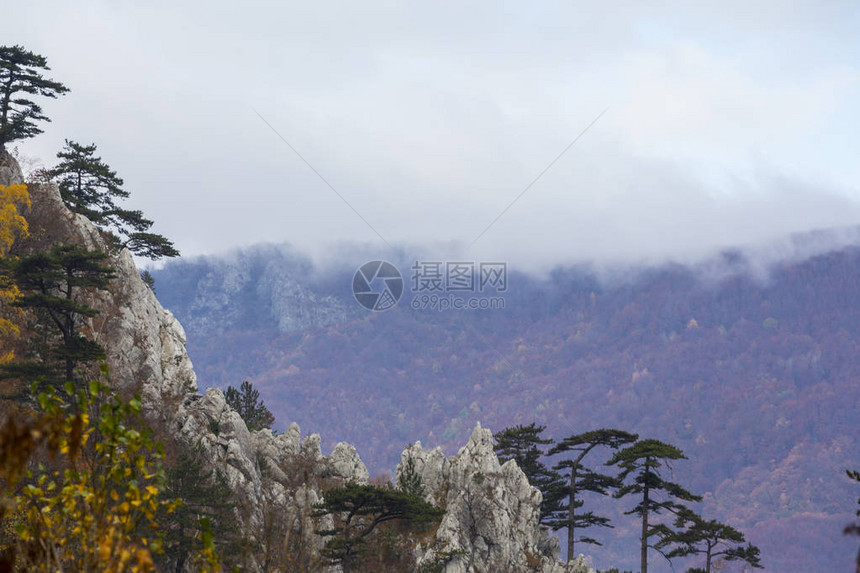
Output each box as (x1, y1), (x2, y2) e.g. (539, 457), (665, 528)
(4, 1), (860, 272)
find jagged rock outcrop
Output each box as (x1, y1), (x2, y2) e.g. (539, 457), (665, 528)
(398, 424), (595, 573)
(0, 151), (24, 186)
(4, 150), (595, 572)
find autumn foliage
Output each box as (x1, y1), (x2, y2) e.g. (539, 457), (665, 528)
(0, 183), (29, 363)
(1, 380), (164, 571)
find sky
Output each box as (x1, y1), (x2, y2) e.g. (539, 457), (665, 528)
(3, 1), (860, 272)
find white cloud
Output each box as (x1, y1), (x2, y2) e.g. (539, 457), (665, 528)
(2, 1), (859, 271)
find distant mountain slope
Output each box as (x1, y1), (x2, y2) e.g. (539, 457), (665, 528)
(152, 244), (355, 337)
(152, 244), (860, 572)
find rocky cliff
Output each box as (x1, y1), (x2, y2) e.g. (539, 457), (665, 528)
(1, 150), (593, 573)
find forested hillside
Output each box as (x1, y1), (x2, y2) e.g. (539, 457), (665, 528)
(154, 242), (860, 572)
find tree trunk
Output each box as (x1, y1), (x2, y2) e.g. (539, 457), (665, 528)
(567, 465), (576, 562)
(174, 552), (186, 573)
(64, 273), (75, 383)
(641, 483), (649, 573)
(343, 523), (352, 573)
(1, 73), (15, 133)
(64, 317), (75, 383)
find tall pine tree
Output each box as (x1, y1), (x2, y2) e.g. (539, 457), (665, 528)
(157, 447), (241, 573)
(49, 140), (179, 260)
(547, 429), (638, 560)
(2, 244), (115, 390)
(0, 45), (69, 149)
(845, 469), (860, 572)
(607, 439), (702, 573)
(493, 423), (565, 524)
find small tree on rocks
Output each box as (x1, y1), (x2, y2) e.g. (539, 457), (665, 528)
(225, 380), (275, 432)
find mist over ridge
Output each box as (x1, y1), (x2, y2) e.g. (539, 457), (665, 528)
(150, 220), (860, 293)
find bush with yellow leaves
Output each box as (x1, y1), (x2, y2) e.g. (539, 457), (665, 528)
(0, 374), (221, 572)
(0, 183), (29, 364)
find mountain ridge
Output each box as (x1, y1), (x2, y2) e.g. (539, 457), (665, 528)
(152, 237), (860, 572)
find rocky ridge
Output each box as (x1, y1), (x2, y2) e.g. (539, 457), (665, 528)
(1, 150), (593, 573)
(150, 246), (353, 339)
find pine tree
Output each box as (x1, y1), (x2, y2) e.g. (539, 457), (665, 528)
(51, 141), (127, 223)
(157, 448), (239, 573)
(547, 429), (638, 560)
(846, 469), (860, 572)
(224, 380), (275, 432)
(493, 423), (565, 524)
(312, 483), (443, 573)
(397, 455), (426, 499)
(654, 507), (762, 572)
(0, 45), (69, 149)
(49, 140), (179, 260)
(607, 439), (702, 573)
(139, 269), (156, 293)
(1, 244), (115, 390)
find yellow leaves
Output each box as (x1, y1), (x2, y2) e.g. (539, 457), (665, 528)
(1, 381), (179, 573)
(0, 183), (29, 256)
(0, 184), (29, 357)
(131, 547), (155, 573)
(98, 536), (113, 562)
(0, 268), (23, 345)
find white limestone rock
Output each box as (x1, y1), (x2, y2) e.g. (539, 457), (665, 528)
(400, 423), (596, 573)
(0, 151), (24, 186)
(329, 442), (371, 484)
(302, 433), (323, 460)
